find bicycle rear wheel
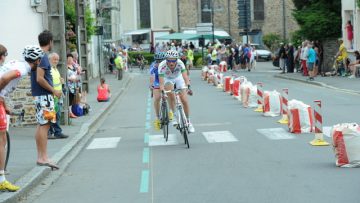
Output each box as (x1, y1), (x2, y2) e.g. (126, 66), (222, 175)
(4, 131), (10, 171)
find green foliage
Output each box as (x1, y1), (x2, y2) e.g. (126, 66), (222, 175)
(262, 33), (281, 51)
(64, 0), (95, 42)
(194, 53), (204, 67)
(292, 0), (341, 40)
(290, 31), (303, 48)
(128, 51), (153, 64)
(358, 0), (360, 8)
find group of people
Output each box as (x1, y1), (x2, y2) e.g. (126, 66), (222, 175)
(0, 30), (94, 192)
(0, 30), (68, 192)
(281, 38), (360, 80)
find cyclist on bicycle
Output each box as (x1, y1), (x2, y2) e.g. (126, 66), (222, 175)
(150, 52), (165, 130)
(158, 50), (195, 133)
(0, 45), (44, 192)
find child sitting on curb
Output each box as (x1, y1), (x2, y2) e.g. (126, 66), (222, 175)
(97, 78), (111, 102)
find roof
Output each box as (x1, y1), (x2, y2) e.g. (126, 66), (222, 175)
(123, 29), (151, 35)
(156, 33), (199, 40)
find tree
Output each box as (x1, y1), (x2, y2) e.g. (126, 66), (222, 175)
(64, 0), (95, 45)
(292, 0), (341, 40)
(262, 33), (281, 51)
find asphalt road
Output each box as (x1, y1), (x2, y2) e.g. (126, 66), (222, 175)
(26, 63), (360, 203)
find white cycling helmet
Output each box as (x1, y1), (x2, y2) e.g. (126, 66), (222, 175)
(23, 45), (44, 61)
(165, 50), (179, 59)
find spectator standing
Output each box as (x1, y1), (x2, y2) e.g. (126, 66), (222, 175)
(33, 30), (62, 170)
(67, 54), (77, 118)
(287, 43), (295, 73)
(211, 46), (217, 65)
(306, 42), (316, 81)
(345, 20), (354, 49)
(48, 53), (68, 139)
(279, 43), (286, 73)
(300, 41), (309, 76)
(186, 45), (194, 75)
(335, 39), (348, 76)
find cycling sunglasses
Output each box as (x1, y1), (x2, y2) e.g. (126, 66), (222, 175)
(3, 52), (8, 57)
(166, 59), (177, 63)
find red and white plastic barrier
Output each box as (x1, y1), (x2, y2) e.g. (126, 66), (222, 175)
(263, 90), (282, 117)
(219, 61), (227, 72)
(332, 123), (360, 167)
(288, 100), (314, 134)
(232, 78), (241, 99)
(278, 88), (289, 124)
(201, 66), (209, 80)
(223, 76), (231, 92)
(254, 82), (264, 112)
(310, 100), (329, 146)
(242, 83), (258, 108)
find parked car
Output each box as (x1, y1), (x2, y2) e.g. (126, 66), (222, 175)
(250, 43), (272, 61)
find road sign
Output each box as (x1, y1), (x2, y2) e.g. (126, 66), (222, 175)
(237, 0), (251, 29)
(196, 23), (213, 35)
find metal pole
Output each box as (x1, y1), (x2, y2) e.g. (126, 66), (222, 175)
(98, 35), (102, 80)
(227, 0), (231, 35)
(212, 0), (215, 43)
(177, 0), (180, 32)
(282, 0), (286, 40)
(245, 0), (249, 44)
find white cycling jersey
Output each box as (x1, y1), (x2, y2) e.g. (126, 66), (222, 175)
(158, 59), (186, 79)
(0, 60), (31, 98)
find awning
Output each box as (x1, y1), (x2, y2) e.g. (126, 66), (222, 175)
(123, 29), (150, 35)
(156, 33), (199, 40)
(189, 34), (231, 40)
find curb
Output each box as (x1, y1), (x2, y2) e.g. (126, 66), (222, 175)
(0, 75), (133, 203)
(274, 75), (360, 95)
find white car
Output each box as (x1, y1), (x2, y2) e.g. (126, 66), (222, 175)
(250, 43), (272, 61)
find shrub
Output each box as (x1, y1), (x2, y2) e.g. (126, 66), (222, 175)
(262, 33), (281, 51)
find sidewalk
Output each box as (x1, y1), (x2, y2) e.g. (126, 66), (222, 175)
(0, 72), (132, 202)
(274, 72), (360, 94)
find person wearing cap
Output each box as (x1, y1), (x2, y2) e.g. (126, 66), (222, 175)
(0, 44), (45, 191)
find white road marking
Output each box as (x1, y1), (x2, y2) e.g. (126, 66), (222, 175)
(257, 128), (296, 140)
(148, 134), (178, 146)
(86, 137), (121, 149)
(195, 122), (232, 127)
(202, 131), (238, 143)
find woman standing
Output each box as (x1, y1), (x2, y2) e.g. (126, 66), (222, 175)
(345, 20), (354, 49)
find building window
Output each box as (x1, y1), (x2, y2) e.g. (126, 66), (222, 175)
(139, 0), (151, 28)
(253, 0), (264, 21)
(201, 0), (211, 23)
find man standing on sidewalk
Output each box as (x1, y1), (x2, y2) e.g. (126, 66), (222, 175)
(279, 43), (286, 73)
(32, 30), (62, 170)
(306, 42), (316, 81)
(48, 53), (68, 139)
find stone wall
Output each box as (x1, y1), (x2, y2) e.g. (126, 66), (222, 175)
(322, 39), (339, 72)
(7, 76), (36, 126)
(179, 0), (299, 43)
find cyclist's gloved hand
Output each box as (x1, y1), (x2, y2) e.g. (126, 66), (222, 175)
(187, 85), (193, 96)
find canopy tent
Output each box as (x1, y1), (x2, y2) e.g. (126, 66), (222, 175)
(189, 34), (231, 40)
(156, 33), (199, 40)
(156, 33), (231, 40)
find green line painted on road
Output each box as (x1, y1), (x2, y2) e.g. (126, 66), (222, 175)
(146, 108), (151, 114)
(146, 113), (151, 121)
(145, 122), (151, 130)
(142, 147), (149, 163)
(140, 170), (150, 193)
(144, 133), (149, 143)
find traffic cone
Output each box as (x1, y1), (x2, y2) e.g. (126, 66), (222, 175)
(310, 100), (329, 146)
(278, 88), (289, 124)
(254, 82), (264, 112)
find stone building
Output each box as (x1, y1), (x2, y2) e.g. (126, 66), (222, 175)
(179, 0), (299, 43)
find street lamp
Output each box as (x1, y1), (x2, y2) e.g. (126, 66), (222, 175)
(202, 0), (223, 44)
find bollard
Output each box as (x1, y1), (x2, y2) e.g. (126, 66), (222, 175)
(310, 100), (329, 146)
(254, 82), (264, 112)
(278, 88), (289, 124)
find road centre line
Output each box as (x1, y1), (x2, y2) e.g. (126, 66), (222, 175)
(143, 147), (150, 163)
(140, 170), (150, 193)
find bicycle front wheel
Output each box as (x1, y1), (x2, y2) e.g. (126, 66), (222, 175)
(162, 104), (169, 141)
(179, 110), (190, 148)
(4, 131), (10, 171)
